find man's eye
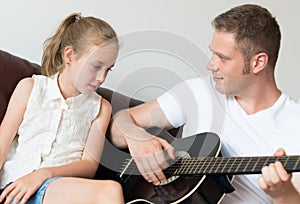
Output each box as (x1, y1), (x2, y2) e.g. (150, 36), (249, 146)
(218, 55), (228, 62)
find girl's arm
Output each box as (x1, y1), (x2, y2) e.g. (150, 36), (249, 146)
(0, 97), (111, 203)
(0, 78), (34, 169)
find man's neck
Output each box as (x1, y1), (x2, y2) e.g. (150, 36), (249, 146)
(234, 79), (281, 115)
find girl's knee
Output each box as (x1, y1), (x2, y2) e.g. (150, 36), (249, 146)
(105, 180), (122, 193)
(96, 180), (124, 203)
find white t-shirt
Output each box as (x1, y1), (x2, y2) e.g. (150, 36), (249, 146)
(0, 74), (101, 188)
(157, 75), (300, 203)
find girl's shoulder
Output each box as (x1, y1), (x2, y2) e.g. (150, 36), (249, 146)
(15, 77), (35, 94)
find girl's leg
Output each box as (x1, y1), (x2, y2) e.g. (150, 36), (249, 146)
(42, 177), (124, 204)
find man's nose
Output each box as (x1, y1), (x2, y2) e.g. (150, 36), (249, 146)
(206, 55), (219, 71)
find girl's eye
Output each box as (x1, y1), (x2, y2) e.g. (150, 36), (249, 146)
(93, 65), (102, 70)
(106, 68), (112, 72)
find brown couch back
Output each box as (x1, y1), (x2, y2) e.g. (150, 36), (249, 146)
(0, 49), (143, 124)
(0, 50), (41, 123)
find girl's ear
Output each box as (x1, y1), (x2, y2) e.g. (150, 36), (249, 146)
(63, 46), (75, 67)
(252, 53), (268, 74)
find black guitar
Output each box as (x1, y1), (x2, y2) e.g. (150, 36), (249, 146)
(95, 130), (300, 204)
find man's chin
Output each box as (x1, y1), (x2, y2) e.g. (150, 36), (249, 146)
(215, 84), (226, 95)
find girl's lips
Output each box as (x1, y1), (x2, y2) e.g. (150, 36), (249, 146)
(89, 84), (98, 90)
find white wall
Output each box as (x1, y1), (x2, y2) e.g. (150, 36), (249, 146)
(1, 0), (299, 101)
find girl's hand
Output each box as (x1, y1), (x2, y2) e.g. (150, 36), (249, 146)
(0, 169), (49, 204)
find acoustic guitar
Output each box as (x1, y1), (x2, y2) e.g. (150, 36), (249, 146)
(96, 129), (300, 204)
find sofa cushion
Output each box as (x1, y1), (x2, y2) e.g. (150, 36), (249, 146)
(0, 50), (41, 123)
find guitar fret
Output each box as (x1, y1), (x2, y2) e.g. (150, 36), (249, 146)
(235, 157), (244, 173)
(192, 158), (199, 174)
(221, 157), (231, 173)
(199, 158), (207, 174)
(181, 159), (189, 174)
(195, 158), (201, 173)
(228, 158), (237, 173)
(251, 157), (260, 172)
(189, 158), (197, 174)
(194, 158), (203, 174)
(175, 159), (184, 175)
(214, 157), (224, 174)
(202, 157), (213, 174)
(261, 157), (270, 170)
(282, 157), (288, 167)
(243, 157), (252, 172)
(208, 157), (218, 173)
(294, 157), (300, 171)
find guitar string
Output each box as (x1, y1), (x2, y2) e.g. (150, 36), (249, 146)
(123, 156), (300, 175)
(125, 157), (300, 169)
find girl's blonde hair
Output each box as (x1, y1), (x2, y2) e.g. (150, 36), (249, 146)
(42, 12), (118, 76)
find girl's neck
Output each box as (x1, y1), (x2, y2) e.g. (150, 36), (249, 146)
(57, 72), (79, 99)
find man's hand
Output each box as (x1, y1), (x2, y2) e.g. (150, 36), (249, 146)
(126, 133), (175, 185)
(258, 148), (300, 204)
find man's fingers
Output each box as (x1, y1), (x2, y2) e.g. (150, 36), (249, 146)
(145, 153), (166, 185)
(134, 154), (161, 184)
(258, 175), (269, 191)
(268, 163), (282, 184)
(261, 166), (272, 185)
(159, 138), (175, 160)
(274, 148), (286, 157)
(275, 161), (291, 182)
(154, 149), (169, 170)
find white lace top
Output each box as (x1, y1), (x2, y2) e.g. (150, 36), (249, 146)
(0, 74), (101, 188)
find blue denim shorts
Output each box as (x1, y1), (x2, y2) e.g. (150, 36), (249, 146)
(26, 177), (61, 204)
(8, 177), (61, 204)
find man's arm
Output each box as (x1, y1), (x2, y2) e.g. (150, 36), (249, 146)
(110, 99), (175, 185)
(259, 148), (300, 204)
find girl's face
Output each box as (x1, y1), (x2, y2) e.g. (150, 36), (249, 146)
(72, 44), (118, 95)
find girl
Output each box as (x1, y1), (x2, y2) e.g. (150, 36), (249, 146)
(0, 13), (124, 203)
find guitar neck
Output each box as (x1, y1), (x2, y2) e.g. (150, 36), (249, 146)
(172, 156), (300, 176)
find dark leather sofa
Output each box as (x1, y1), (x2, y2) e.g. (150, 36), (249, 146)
(0, 49), (232, 204)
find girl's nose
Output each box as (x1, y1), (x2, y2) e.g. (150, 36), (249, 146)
(96, 72), (106, 83)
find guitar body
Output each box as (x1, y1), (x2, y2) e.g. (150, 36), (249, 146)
(95, 129), (234, 204)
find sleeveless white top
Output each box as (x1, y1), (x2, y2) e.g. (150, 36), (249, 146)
(0, 74), (101, 188)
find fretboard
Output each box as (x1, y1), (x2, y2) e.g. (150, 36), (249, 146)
(170, 156), (300, 176)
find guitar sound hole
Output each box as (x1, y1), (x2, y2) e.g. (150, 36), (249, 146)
(160, 151), (191, 186)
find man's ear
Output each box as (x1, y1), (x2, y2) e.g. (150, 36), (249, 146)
(63, 46), (75, 66)
(252, 53), (268, 74)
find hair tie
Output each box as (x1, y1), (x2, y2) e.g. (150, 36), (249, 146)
(75, 13), (81, 21)
(68, 13), (82, 26)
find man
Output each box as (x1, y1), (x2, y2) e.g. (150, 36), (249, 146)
(110, 4), (300, 203)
